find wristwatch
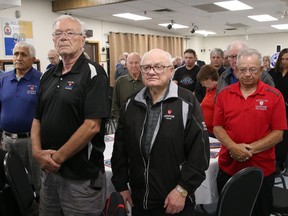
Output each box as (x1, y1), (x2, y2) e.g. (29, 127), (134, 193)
(175, 185), (188, 197)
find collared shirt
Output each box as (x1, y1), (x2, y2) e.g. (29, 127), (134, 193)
(0, 67), (42, 133)
(141, 90), (165, 160)
(35, 54), (110, 179)
(213, 81), (287, 176)
(112, 73), (144, 119)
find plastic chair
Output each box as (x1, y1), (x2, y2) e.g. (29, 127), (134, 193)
(195, 167), (263, 216)
(102, 191), (127, 216)
(3, 151), (38, 216)
(274, 168), (287, 189)
(271, 171), (288, 216)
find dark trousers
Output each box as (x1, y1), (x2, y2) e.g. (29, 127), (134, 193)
(217, 168), (275, 216)
(132, 203), (196, 216)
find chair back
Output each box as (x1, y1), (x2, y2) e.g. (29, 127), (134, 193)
(3, 151), (35, 216)
(217, 167), (264, 216)
(102, 191), (127, 216)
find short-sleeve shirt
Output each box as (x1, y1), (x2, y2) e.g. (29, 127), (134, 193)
(213, 81), (287, 176)
(35, 54), (110, 179)
(0, 67), (42, 133)
(112, 73), (144, 119)
(173, 65), (200, 92)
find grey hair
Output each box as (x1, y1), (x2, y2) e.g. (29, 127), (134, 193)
(236, 48), (263, 66)
(226, 41), (248, 52)
(13, 42), (36, 58)
(52, 15), (86, 35)
(210, 48), (224, 58)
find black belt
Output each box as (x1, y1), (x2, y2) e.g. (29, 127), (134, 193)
(3, 131), (31, 139)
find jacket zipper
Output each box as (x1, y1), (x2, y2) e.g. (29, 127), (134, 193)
(139, 109), (149, 209)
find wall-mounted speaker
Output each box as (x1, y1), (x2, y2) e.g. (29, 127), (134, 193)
(276, 44), (282, 52)
(15, 10), (21, 19)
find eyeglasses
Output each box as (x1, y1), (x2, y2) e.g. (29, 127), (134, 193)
(140, 65), (172, 74)
(237, 67), (260, 74)
(227, 55), (237, 60)
(52, 31), (83, 39)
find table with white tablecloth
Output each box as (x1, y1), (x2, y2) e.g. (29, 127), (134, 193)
(104, 134), (220, 205)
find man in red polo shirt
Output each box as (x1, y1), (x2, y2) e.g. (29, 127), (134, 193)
(213, 48), (287, 216)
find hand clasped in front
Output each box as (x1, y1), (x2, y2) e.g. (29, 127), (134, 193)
(229, 143), (252, 162)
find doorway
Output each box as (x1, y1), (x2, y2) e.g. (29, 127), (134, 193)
(84, 41), (99, 63)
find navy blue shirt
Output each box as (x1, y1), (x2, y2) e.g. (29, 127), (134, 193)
(227, 68), (238, 84)
(0, 67), (42, 133)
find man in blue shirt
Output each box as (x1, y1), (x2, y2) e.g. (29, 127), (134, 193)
(0, 42), (42, 196)
(46, 49), (60, 70)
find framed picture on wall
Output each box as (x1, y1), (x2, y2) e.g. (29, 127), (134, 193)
(2, 61), (14, 72)
(1, 59), (41, 72)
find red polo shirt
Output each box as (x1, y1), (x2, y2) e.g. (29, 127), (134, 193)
(201, 87), (216, 134)
(213, 81), (287, 176)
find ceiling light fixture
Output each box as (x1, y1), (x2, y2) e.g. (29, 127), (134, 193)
(194, 30), (217, 36)
(214, 0), (253, 11)
(158, 23), (188, 29)
(271, 24), (288, 30)
(113, 13), (151, 21)
(248, 14), (278, 22)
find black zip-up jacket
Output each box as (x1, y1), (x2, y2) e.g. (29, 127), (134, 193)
(111, 81), (210, 210)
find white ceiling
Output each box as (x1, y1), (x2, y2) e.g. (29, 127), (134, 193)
(52, 0), (288, 37)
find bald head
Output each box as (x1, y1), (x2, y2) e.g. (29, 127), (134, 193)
(126, 52), (141, 78)
(141, 48), (173, 66)
(141, 49), (174, 89)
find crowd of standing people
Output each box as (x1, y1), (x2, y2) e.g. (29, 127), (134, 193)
(0, 13), (287, 216)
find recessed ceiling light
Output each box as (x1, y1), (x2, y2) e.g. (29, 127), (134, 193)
(214, 0), (253, 11)
(195, 30), (216, 36)
(248, 14), (278, 22)
(271, 24), (288, 30)
(158, 23), (189, 29)
(113, 13), (151, 21)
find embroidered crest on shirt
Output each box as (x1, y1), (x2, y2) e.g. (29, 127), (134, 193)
(202, 121), (207, 131)
(164, 109), (175, 120)
(27, 85), (37, 94)
(65, 81), (74, 90)
(255, 99), (268, 111)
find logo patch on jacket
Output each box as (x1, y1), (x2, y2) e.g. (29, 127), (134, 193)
(65, 81), (74, 90)
(164, 109), (175, 120)
(27, 85), (37, 94)
(255, 99), (267, 111)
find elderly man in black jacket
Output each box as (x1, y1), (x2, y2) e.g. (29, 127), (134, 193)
(111, 48), (210, 216)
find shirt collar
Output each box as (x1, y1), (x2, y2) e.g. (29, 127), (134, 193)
(230, 81), (265, 97)
(12, 67), (34, 81)
(126, 72), (142, 82)
(53, 53), (86, 77)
